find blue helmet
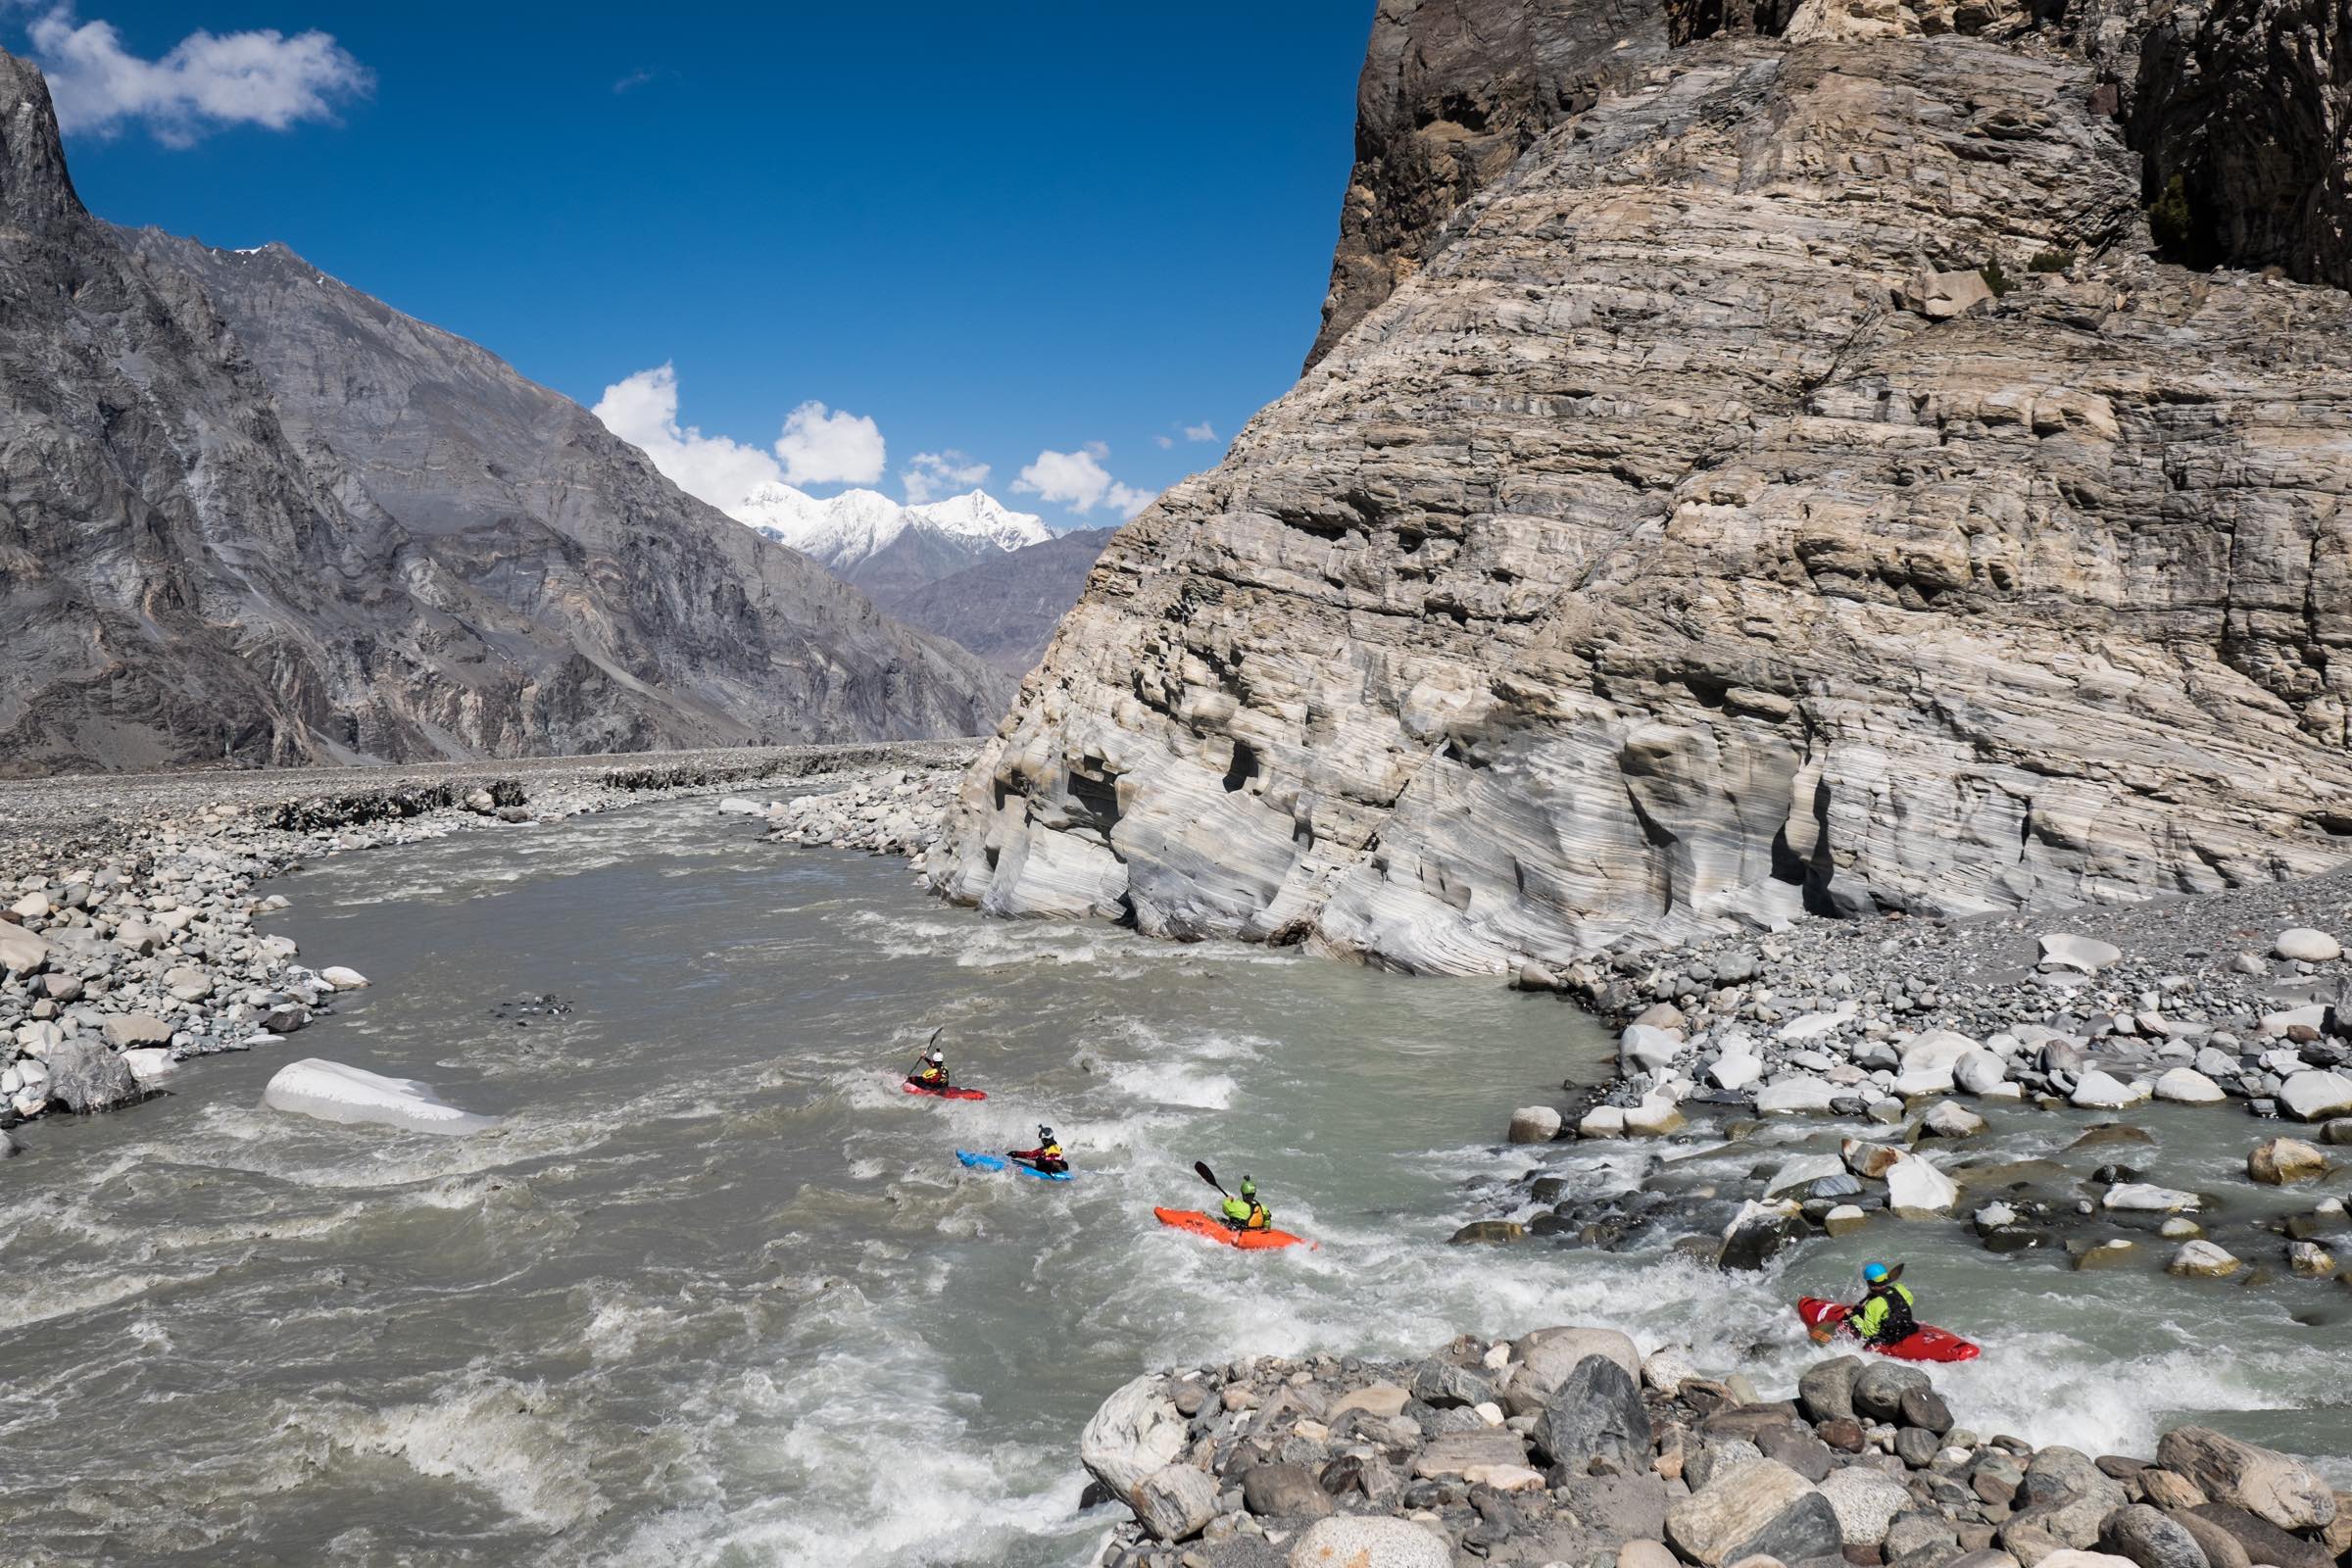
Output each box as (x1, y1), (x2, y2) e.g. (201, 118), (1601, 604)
(1863, 1261), (1892, 1285)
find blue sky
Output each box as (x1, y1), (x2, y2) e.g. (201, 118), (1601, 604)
(20, 2), (1373, 527)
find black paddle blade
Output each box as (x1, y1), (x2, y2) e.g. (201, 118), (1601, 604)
(1194, 1160), (1228, 1195)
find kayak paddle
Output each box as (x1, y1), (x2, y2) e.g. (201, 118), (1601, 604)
(1194, 1160), (1230, 1197)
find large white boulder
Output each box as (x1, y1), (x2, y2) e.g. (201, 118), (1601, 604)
(1952, 1050), (2009, 1096)
(1289, 1516), (1451, 1568)
(261, 1059), (500, 1136)
(2152, 1067), (2226, 1104)
(1754, 1076), (1844, 1114)
(1620, 1024), (1684, 1074)
(1080, 1373), (1190, 1506)
(1884, 1152), (1959, 1217)
(2039, 934), (2122, 973)
(318, 965), (370, 991)
(2278, 1071), (2352, 1123)
(2070, 1070), (2148, 1110)
(2274, 928), (2343, 963)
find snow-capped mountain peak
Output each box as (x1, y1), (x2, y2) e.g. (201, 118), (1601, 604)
(728, 482), (1048, 578)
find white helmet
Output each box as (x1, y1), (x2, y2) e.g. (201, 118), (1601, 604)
(927, 1048), (944, 1064)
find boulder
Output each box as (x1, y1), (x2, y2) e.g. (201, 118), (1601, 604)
(2164, 1509), (2252, 1568)
(40, 1040), (143, 1113)
(1136, 1462), (1218, 1542)
(2165, 1241), (2241, 1279)
(1509, 1105), (1564, 1144)
(1326, 1384), (1410, 1422)
(2040, 935), (2123, 973)
(2180, 1504), (2334, 1568)
(1411, 1429), (1529, 1479)
(1624, 1094), (1687, 1136)
(1618, 1544), (1679, 1568)
(1666, 1459), (1842, 1568)
(318, 965), (369, 990)
(2034, 1555), (2139, 1568)
(120, 1048), (177, 1085)
(0, 922), (50, 975)
(2278, 1071), (2352, 1122)
(2153, 1068), (2226, 1105)
(1820, 1464), (1912, 1546)
(1720, 1200), (1808, 1271)
(2072, 1071), (2149, 1110)
(2096, 1504), (2211, 1568)
(1241, 1463), (1335, 1520)
(100, 1014), (172, 1049)
(1796, 1357), (1860, 1424)
(1531, 1354), (1653, 1471)
(2156, 1429), (2337, 1532)
(1843, 1139), (1904, 1179)
(1288, 1516), (1451, 1568)
(1852, 1362), (1930, 1424)
(1922, 1102), (1988, 1139)
(1886, 1152), (1960, 1217)
(1512, 1325), (1642, 1386)
(2246, 1138), (2330, 1185)
(1622, 1024), (1684, 1074)
(1764, 1153), (1849, 1197)
(2104, 1184), (2199, 1213)
(2273, 929), (2342, 963)
(1954, 1051), (2010, 1096)
(261, 1059), (499, 1136)
(1755, 1077), (1845, 1114)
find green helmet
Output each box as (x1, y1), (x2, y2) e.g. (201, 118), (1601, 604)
(1240, 1177), (1257, 1198)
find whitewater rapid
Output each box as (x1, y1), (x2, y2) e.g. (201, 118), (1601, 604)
(0, 800), (2339, 1566)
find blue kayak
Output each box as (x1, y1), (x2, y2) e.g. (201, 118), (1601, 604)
(956, 1150), (1074, 1182)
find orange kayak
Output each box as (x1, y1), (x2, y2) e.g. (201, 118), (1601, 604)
(1153, 1206), (1311, 1250)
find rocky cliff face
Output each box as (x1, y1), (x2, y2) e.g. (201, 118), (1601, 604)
(932, 0), (2352, 975)
(0, 52), (1005, 774)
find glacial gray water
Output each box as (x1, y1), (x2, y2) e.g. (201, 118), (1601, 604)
(0, 800), (2344, 1567)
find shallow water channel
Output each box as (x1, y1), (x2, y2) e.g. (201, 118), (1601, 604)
(0, 799), (2344, 1566)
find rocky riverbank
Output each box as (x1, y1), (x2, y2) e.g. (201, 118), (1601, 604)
(742, 763), (964, 863)
(1476, 868), (2352, 1294)
(1081, 1324), (2350, 1568)
(0, 742), (975, 1149)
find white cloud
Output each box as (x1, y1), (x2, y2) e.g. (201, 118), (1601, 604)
(592, 364), (785, 510)
(775, 400), (886, 487)
(1013, 445), (1158, 518)
(1183, 421), (1218, 443)
(593, 366), (888, 505)
(26, 7), (370, 147)
(901, 449), (991, 505)
(1153, 434), (1174, 450)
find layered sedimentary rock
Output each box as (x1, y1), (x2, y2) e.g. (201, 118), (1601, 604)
(933, 1), (2352, 975)
(0, 51), (1004, 774)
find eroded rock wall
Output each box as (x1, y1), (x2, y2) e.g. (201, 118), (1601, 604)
(934, 22), (2352, 975)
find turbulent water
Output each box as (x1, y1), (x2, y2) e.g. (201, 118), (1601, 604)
(1, 801), (2345, 1566)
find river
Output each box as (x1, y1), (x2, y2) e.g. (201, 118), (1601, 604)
(0, 799), (2343, 1566)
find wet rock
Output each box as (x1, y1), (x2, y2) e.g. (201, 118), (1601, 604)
(2156, 1429), (2338, 1532)
(2247, 1138), (2330, 1185)
(1886, 1153), (1959, 1217)
(318, 965), (368, 990)
(40, 1040), (143, 1114)
(2286, 1240), (2335, 1276)
(1721, 1200), (1809, 1270)
(1900, 1387), (1954, 1436)
(2103, 1184), (2199, 1213)
(1081, 1374), (1191, 1505)
(1508, 1105), (1563, 1144)
(1447, 1220), (1524, 1246)
(1922, 1102), (1988, 1140)
(2165, 1242), (2241, 1279)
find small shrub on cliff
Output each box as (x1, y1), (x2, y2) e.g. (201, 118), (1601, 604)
(2148, 174), (2195, 255)
(2029, 248), (2074, 272)
(1980, 259), (2013, 297)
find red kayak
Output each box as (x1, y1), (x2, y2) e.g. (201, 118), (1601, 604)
(1153, 1206), (1313, 1251)
(902, 1081), (987, 1102)
(1798, 1298), (1979, 1363)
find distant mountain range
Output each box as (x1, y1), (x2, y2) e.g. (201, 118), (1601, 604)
(727, 483), (1111, 675)
(0, 49), (1006, 773)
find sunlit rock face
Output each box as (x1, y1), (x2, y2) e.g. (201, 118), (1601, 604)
(930, 4), (2352, 974)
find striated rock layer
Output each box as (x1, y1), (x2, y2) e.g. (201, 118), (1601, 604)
(933, 6), (2352, 976)
(0, 51), (1006, 774)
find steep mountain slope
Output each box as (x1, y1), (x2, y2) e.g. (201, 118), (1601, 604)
(882, 528), (1117, 673)
(0, 48), (1005, 775)
(931, 0), (2352, 974)
(733, 482), (1052, 607)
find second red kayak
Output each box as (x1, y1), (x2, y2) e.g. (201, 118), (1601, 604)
(902, 1081), (987, 1101)
(1798, 1298), (1980, 1362)
(1153, 1206), (1312, 1250)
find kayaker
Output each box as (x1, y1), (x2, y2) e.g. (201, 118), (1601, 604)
(1008, 1125), (1068, 1175)
(906, 1046), (951, 1092)
(1841, 1261), (1916, 1347)
(1219, 1176), (1271, 1232)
